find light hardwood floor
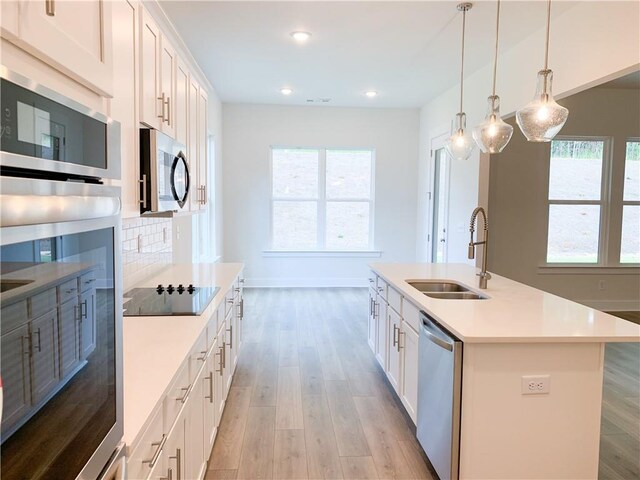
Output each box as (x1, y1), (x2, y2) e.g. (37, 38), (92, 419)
(205, 288), (435, 480)
(205, 289), (640, 480)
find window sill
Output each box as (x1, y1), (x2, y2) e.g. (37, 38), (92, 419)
(538, 265), (640, 275)
(263, 250), (382, 258)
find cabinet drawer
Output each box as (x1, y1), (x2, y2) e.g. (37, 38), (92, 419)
(58, 278), (79, 305)
(376, 278), (388, 301)
(388, 287), (402, 315)
(79, 270), (97, 293)
(30, 288), (56, 319)
(164, 360), (190, 432)
(189, 329), (208, 383)
(1, 300), (28, 332)
(402, 300), (421, 333)
(127, 405), (165, 480)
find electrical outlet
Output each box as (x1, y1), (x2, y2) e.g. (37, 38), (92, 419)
(521, 375), (550, 395)
(598, 280), (605, 291)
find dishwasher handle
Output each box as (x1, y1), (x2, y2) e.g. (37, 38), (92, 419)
(421, 314), (455, 352)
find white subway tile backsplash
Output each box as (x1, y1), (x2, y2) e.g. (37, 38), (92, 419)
(121, 216), (172, 291)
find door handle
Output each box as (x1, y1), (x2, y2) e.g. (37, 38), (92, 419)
(227, 325), (233, 349)
(81, 300), (88, 319)
(392, 324), (398, 347)
(157, 93), (166, 120)
(33, 328), (42, 353)
(139, 174), (148, 208)
(205, 372), (214, 403)
(169, 448), (181, 480)
(216, 346), (224, 375)
(142, 434), (166, 467)
(164, 96), (171, 125)
(176, 386), (190, 404)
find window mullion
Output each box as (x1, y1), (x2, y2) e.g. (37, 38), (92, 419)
(318, 148), (327, 249)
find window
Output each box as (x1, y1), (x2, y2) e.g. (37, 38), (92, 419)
(545, 137), (639, 266)
(546, 139), (605, 263)
(622, 140), (640, 263)
(271, 147), (374, 250)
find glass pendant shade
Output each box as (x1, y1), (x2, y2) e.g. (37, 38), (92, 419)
(445, 112), (475, 161)
(473, 95), (513, 153)
(516, 69), (568, 142)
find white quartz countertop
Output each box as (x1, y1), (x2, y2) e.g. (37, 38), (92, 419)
(123, 262), (243, 447)
(370, 263), (640, 344)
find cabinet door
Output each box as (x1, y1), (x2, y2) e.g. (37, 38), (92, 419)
(159, 36), (176, 138)
(0, 324), (32, 434)
(375, 296), (387, 368)
(188, 78), (200, 211)
(175, 58), (189, 147)
(186, 363), (207, 480)
(112, 0), (140, 219)
(400, 323), (419, 423)
(31, 310), (59, 404)
(17, 0), (113, 96)
(386, 308), (401, 394)
(58, 299), (81, 378)
(139, 7), (161, 129)
(367, 288), (377, 352)
(203, 339), (218, 454)
(79, 289), (96, 359)
(197, 87), (208, 206)
(164, 413), (186, 480)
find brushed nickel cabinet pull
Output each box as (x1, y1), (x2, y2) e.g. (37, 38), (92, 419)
(142, 434), (166, 467)
(216, 346), (224, 375)
(398, 331), (404, 352)
(157, 93), (166, 120)
(240, 298), (244, 319)
(169, 448), (181, 480)
(227, 325), (233, 349)
(197, 350), (207, 361)
(164, 97), (171, 125)
(176, 386), (190, 403)
(33, 328), (42, 353)
(222, 341), (226, 368)
(139, 174), (148, 208)
(205, 372), (214, 403)
(392, 325), (398, 348)
(81, 300), (88, 319)
(45, 0), (55, 16)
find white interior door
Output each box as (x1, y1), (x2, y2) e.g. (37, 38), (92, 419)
(428, 144), (450, 263)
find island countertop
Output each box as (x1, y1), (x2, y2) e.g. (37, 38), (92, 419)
(370, 263), (640, 343)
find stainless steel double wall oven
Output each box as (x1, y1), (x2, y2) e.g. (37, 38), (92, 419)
(0, 66), (124, 480)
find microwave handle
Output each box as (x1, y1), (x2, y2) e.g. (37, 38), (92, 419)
(139, 174), (148, 209)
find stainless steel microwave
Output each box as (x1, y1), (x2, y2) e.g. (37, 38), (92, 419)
(139, 128), (190, 214)
(0, 66), (120, 180)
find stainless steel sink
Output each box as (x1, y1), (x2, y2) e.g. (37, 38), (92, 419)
(406, 280), (488, 300)
(422, 291), (487, 300)
(0, 279), (34, 293)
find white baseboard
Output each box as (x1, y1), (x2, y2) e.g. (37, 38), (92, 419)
(245, 277), (368, 288)
(576, 299), (640, 311)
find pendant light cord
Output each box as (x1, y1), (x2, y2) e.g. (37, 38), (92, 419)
(491, 0), (501, 97)
(459, 6), (467, 113)
(544, 0), (551, 70)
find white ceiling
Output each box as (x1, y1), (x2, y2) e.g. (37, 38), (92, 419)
(160, 1), (577, 108)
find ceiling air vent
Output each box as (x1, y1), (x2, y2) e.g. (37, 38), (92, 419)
(305, 98), (332, 104)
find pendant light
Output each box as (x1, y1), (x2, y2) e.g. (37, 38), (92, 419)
(445, 3), (475, 162)
(472, 0), (513, 153)
(516, 0), (568, 142)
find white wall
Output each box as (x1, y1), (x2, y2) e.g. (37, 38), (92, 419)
(222, 104), (420, 286)
(487, 87), (640, 311)
(417, 1), (640, 265)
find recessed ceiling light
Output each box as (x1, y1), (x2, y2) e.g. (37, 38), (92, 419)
(365, 91), (378, 98)
(281, 88), (293, 95)
(290, 31), (311, 42)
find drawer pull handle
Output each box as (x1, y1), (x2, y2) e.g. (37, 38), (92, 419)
(157, 93), (166, 120)
(227, 325), (233, 349)
(392, 324), (398, 348)
(176, 386), (190, 404)
(205, 372), (214, 403)
(169, 448), (181, 480)
(33, 328), (42, 353)
(142, 434), (166, 467)
(197, 350), (207, 361)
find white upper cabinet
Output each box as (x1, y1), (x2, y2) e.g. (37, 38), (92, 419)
(175, 58), (189, 147)
(15, 0), (113, 97)
(139, 7), (161, 130)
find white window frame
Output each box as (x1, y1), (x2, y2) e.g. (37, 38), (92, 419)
(269, 146), (376, 252)
(542, 135), (640, 270)
(621, 137), (640, 264)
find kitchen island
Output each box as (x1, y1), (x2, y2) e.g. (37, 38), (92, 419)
(368, 263), (639, 480)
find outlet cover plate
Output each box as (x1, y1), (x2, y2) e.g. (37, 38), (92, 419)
(521, 375), (550, 395)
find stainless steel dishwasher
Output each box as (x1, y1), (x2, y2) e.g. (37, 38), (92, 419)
(417, 311), (463, 480)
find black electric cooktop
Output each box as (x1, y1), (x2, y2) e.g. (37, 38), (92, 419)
(123, 284), (219, 316)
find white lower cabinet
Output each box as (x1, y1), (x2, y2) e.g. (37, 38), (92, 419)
(400, 321), (419, 422)
(127, 273), (244, 479)
(386, 307), (402, 392)
(367, 272), (421, 425)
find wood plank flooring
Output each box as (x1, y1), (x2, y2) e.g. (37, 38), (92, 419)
(206, 288), (435, 480)
(206, 289), (640, 480)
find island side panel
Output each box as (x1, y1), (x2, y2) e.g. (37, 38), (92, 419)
(459, 342), (604, 479)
